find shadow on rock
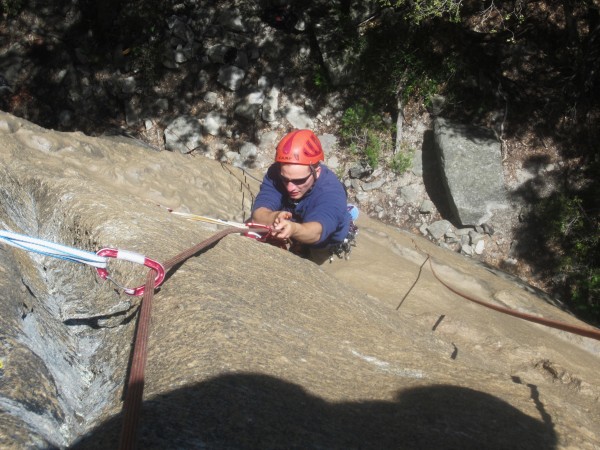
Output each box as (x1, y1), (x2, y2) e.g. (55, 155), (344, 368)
(72, 373), (556, 449)
(422, 129), (457, 224)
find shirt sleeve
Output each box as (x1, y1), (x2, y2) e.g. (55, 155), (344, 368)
(302, 176), (348, 245)
(252, 165), (284, 213)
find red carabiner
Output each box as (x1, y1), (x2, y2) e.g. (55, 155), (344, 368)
(95, 248), (165, 296)
(243, 223), (288, 249)
(243, 222), (272, 240)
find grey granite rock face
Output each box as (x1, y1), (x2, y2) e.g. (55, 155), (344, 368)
(1, 112), (599, 450)
(217, 65), (246, 91)
(164, 115), (205, 154)
(433, 118), (509, 226)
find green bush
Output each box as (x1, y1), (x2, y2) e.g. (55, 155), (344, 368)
(312, 65), (330, 91)
(533, 194), (600, 324)
(1, 0), (25, 16)
(354, 15), (458, 111)
(378, 0), (462, 24)
(364, 131), (383, 168)
(340, 103), (391, 169)
(389, 148), (414, 174)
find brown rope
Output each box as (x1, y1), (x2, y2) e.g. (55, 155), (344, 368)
(118, 226), (261, 449)
(162, 226), (247, 271)
(428, 258), (600, 341)
(118, 270), (155, 450)
(118, 229), (600, 449)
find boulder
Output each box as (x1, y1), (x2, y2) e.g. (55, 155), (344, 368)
(0, 112), (599, 449)
(164, 115), (205, 153)
(217, 65), (246, 91)
(283, 104), (314, 129)
(433, 118), (509, 226)
(262, 86), (280, 123)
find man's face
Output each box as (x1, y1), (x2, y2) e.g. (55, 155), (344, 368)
(279, 164), (320, 200)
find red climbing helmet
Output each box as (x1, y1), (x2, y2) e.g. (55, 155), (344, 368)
(275, 129), (324, 165)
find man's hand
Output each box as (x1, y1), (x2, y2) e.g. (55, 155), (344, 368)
(251, 207), (289, 228)
(272, 219), (322, 244)
(271, 217), (296, 240)
(274, 211), (292, 222)
(252, 207), (322, 244)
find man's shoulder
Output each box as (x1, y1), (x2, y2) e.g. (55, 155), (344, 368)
(319, 164), (336, 177)
(316, 165), (345, 193)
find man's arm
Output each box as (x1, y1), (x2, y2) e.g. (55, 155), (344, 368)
(252, 207), (322, 244)
(271, 218), (323, 244)
(251, 207), (290, 227)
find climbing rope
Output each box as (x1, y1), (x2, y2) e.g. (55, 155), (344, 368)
(18, 220), (597, 448)
(0, 229), (166, 296)
(1, 226), (272, 449)
(407, 240), (600, 341)
(0, 229), (108, 268)
(118, 226), (600, 450)
(427, 258), (600, 341)
(117, 225), (270, 450)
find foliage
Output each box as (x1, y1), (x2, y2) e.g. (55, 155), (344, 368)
(354, 15), (460, 113)
(363, 130), (383, 169)
(532, 194), (600, 324)
(392, 51), (452, 105)
(312, 65), (330, 91)
(0, 0), (25, 16)
(340, 103), (393, 169)
(103, 0), (167, 87)
(130, 42), (162, 87)
(377, 0), (525, 31)
(389, 144), (414, 175)
(378, 0), (462, 24)
(340, 104), (383, 140)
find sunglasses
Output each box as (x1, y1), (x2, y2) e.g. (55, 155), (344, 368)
(279, 173), (312, 186)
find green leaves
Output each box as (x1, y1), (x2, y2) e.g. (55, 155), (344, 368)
(1, 0), (25, 16)
(340, 103), (390, 169)
(534, 194), (600, 324)
(390, 146), (414, 175)
(378, 0), (462, 24)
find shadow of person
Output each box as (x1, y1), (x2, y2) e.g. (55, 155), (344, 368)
(72, 373), (556, 449)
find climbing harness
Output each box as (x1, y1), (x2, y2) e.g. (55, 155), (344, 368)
(329, 218), (359, 262)
(327, 204), (360, 262)
(270, 204), (360, 262)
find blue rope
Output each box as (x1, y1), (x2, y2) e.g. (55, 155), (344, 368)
(0, 230), (107, 269)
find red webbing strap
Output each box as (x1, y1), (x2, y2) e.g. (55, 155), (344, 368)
(428, 259), (600, 341)
(118, 270), (155, 450)
(118, 227), (257, 449)
(162, 227), (249, 271)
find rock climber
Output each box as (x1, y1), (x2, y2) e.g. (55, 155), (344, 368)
(251, 129), (357, 263)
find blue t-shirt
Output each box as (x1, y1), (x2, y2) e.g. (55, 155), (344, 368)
(252, 164), (351, 247)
